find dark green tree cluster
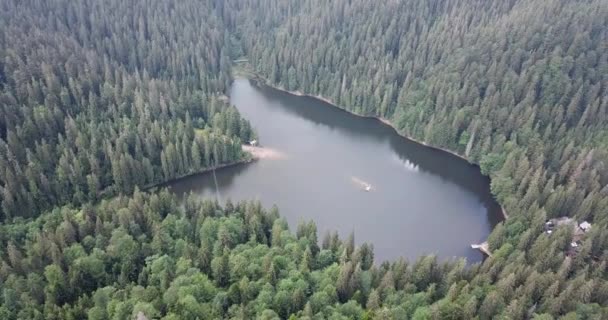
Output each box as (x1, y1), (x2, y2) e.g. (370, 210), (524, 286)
(223, 0), (608, 317)
(230, 0), (608, 222)
(0, 191), (606, 319)
(0, 0), (255, 219)
(1, 0), (607, 319)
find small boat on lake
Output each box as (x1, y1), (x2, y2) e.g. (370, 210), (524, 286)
(351, 176), (373, 192)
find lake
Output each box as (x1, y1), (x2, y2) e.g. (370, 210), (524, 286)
(166, 78), (503, 263)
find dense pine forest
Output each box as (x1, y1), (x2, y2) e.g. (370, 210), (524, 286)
(1, 0), (607, 319)
(0, 0), (255, 220)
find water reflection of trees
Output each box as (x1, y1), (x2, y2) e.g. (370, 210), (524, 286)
(251, 80), (501, 225)
(166, 162), (252, 198)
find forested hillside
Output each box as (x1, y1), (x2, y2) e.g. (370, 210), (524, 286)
(1, 0), (608, 319)
(228, 0), (608, 311)
(0, 191), (461, 319)
(231, 0), (608, 223)
(0, 0), (254, 220)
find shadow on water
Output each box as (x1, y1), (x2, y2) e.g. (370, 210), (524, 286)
(164, 161), (253, 195)
(164, 78), (503, 263)
(252, 80), (503, 227)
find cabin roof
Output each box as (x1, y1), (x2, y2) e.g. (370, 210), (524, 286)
(579, 221), (592, 230)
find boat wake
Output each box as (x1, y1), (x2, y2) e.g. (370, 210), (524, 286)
(351, 176), (373, 192)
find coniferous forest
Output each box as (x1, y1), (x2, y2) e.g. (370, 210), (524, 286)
(1, 0), (607, 319)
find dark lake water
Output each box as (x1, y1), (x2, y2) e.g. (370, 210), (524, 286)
(167, 78), (502, 263)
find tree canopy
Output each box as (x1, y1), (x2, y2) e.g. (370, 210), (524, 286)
(1, 0), (607, 319)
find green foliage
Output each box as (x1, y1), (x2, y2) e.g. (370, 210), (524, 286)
(0, 192), (466, 318)
(0, 0), (254, 220)
(0, 0), (607, 319)
(228, 0), (608, 285)
(1, 191), (602, 319)
(479, 153), (506, 176)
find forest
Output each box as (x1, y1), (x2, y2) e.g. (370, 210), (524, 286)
(1, 0), (607, 319)
(0, 0), (255, 220)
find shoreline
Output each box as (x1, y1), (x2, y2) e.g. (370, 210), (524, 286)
(147, 144), (282, 190)
(244, 75), (509, 221)
(146, 153), (255, 191)
(242, 145), (287, 160)
(100, 145), (264, 202)
(248, 78), (480, 167)
(471, 241), (492, 257)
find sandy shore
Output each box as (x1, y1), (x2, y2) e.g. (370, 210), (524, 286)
(471, 241), (492, 257)
(242, 145), (286, 160)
